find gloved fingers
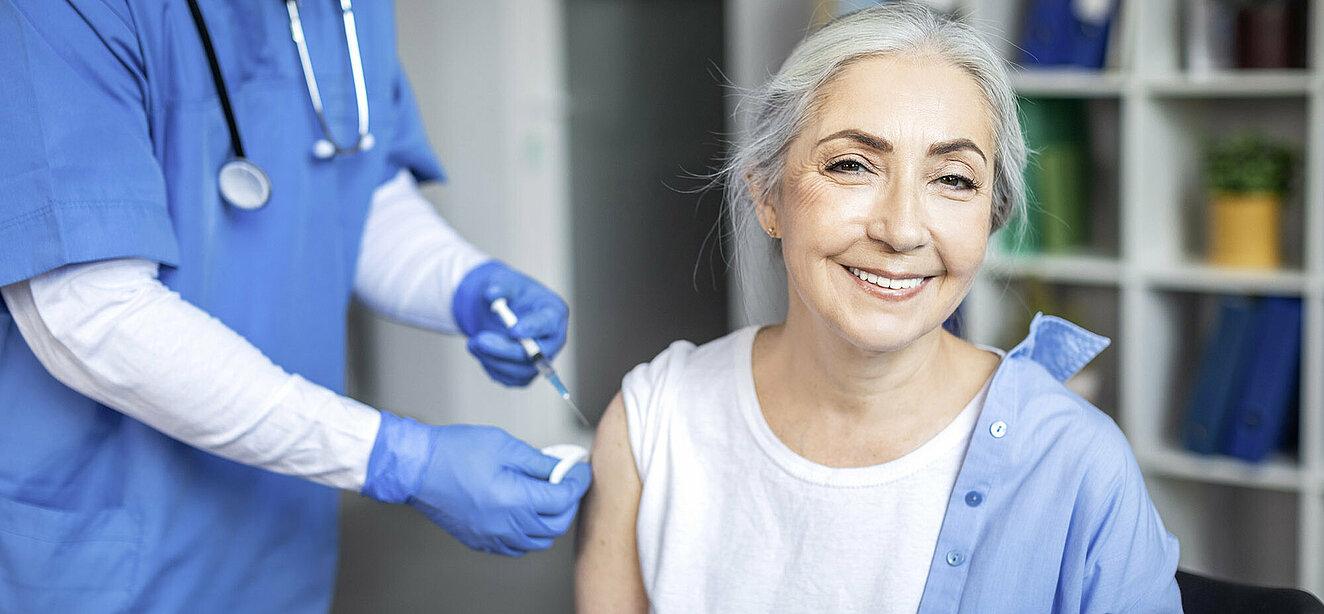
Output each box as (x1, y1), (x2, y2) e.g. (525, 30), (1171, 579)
(523, 463), (592, 515)
(508, 306), (568, 356)
(506, 294), (567, 333)
(524, 536), (556, 552)
(481, 538), (526, 558)
(504, 442), (562, 481)
(478, 359), (538, 387)
(468, 332), (530, 363)
(481, 268), (531, 305)
(535, 326), (567, 362)
(507, 308), (556, 342)
(467, 334), (539, 385)
(496, 531), (553, 555)
(536, 501), (580, 537)
(494, 517), (548, 553)
(558, 462), (593, 499)
(513, 509), (562, 539)
(411, 503), (527, 557)
(475, 305), (567, 364)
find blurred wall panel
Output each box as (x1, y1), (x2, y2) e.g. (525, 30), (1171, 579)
(567, 0), (729, 422)
(724, 0), (814, 327)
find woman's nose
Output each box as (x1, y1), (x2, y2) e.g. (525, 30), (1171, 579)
(865, 181), (926, 253)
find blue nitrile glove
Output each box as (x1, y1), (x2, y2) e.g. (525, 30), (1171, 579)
(452, 260), (569, 386)
(361, 412), (591, 556)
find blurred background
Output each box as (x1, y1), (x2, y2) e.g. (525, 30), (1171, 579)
(336, 0), (1323, 611)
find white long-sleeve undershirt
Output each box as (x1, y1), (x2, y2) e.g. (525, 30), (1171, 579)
(0, 171), (489, 491)
(354, 171), (489, 332)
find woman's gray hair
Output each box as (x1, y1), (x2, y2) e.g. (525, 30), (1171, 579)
(724, 1), (1027, 249)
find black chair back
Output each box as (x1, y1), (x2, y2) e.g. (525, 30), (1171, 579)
(1177, 569), (1324, 614)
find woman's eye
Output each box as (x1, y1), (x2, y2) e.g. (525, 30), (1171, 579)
(937, 174), (976, 190)
(826, 159), (867, 174)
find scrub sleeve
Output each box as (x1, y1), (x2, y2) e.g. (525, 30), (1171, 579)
(0, 2), (177, 610)
(0, 0), (179, 287)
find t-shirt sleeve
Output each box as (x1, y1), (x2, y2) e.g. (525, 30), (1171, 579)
(620, 340), (696, 480)
(0, 0), (179, 287)
(380, 59), (445, 186)
(1080, 432), (1184, 613)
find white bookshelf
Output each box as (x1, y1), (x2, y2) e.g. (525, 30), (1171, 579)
(963, 0), (1324, 593)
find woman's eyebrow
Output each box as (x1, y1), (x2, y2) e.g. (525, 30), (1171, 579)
(816, 129), (892, 152)
(928, 138), (986, 162)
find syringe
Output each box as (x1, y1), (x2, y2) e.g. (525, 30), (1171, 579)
(490, 298), (590, 427)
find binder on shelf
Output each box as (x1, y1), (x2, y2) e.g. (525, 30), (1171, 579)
(1235, 0), (1307, 69)
(1222, 297), (1302, 462)
(1013, 98), (1091, 255)
(1179, 296), (1256, 455)
(1019, 0), (1117, 69)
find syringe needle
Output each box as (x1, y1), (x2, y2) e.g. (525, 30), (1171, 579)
(491, 298), (592, 428)
(564, 396), (589, 427)
(539, 362), (590, 427)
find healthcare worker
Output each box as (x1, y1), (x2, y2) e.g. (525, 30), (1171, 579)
(0, 1), (590, 612)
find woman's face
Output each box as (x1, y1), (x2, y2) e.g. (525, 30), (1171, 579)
(759, 53), (995, 352)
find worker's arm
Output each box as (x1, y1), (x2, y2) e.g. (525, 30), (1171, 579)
(0, 172), (492, 490)
(2, 258), (379, 489)
(575, 392), (649, 613)
(352, 170), (488, 333)
(1, 257), (590, 555)
(354, 170), (569, 387)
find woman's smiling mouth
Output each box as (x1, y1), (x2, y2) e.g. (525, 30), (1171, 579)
(845, 265), (931, 296)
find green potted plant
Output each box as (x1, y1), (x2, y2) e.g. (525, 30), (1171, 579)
(1202, 133), (1293, 269)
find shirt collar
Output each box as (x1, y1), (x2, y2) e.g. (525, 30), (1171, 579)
(1005, 313), (1110, 382)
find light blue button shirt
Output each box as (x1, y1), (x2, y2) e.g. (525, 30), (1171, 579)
(917, 314), (1182, 613)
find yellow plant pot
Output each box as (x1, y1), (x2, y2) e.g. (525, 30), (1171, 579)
(1208, 191), (1281, 269)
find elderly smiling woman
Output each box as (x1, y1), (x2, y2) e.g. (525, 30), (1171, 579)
(575, 3), (1181, 613)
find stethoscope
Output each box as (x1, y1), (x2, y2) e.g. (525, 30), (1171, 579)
(185, 0), (373, 210)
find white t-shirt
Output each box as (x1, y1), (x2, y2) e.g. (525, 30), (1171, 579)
(622, 327), (992, 614)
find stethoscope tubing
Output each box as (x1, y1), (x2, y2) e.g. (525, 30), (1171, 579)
(186, 0), (248, 160)
(287, 0), (372, 157)
(186, 0), (372, 209)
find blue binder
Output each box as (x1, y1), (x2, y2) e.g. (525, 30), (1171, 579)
(1222, 297), (1302, 462)
(1179, 297), (1257, 454)
(1020, 0), (1116, 69)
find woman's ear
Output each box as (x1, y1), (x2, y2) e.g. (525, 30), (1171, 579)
(748, 174), (779, 238)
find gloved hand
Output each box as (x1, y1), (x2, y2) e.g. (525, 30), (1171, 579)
(452, 260), (569, 386)
(361, 411), (591, 556)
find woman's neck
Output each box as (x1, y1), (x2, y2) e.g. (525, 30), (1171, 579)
(751, 302), (998, 466)
(758, 316), (952, 418)
(757, 297), (995, 426)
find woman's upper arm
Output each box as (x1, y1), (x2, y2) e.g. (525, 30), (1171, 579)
(575, 391), (648, 614)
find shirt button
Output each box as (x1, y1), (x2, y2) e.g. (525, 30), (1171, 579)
(964, 491), (984, 507)
(946, 550), (965, 566)
(990, 420), (1008, 438)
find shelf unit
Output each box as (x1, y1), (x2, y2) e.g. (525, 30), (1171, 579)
(962, 0), (1324, 593)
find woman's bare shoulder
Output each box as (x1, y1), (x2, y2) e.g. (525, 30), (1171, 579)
(575, 392), (648, 614)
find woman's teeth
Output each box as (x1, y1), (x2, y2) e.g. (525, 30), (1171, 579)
(848, 266), (923, 290)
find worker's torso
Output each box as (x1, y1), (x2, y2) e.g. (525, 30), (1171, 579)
(0, 1), (433, 612)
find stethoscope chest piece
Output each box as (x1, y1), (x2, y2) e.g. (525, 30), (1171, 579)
(219, 158), (272, 210)
(187, 0), (371, 211)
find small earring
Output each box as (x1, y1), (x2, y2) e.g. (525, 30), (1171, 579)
(766, 227), (778, 239)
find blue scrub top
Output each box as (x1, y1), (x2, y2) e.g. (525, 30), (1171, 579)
(0, 1), (442, 611)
